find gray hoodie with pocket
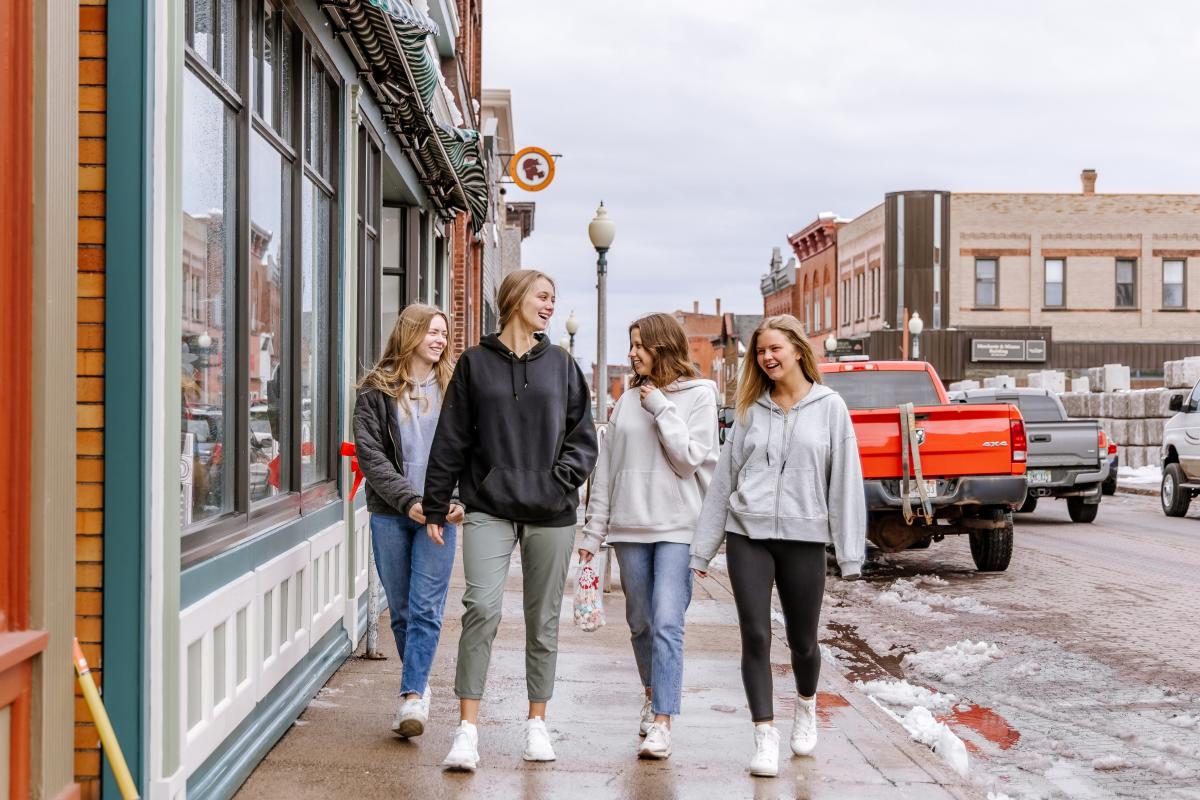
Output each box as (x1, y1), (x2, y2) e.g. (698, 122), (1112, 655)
(689, 383), (867, 577)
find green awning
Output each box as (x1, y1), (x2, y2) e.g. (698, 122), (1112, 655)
(324, 0), (489, 232)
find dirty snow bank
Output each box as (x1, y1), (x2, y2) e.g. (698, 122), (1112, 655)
(900, 706), (970, 777)
(855, 678), (957, 713)
(874, 577), (998, 618)
(904, 640), (1003, 685)
(1118, 465), (1161, 487)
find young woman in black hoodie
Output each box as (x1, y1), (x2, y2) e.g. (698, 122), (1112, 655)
(423, 269), (597, 771)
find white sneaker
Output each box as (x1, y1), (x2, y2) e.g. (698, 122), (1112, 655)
(523, 716), (557, 762)
(749, 723), (780, 777)
(442, 721), (480, 771)
(639, 696), (655, 737)
(396, 686), (432, 738)
(791, 695), (818, 756)
(638, 721), (672, 759)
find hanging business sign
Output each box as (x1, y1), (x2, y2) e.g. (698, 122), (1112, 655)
(508, 146), (555, 192)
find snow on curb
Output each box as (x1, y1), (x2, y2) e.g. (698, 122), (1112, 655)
(904, 640), (1003, 685)
(1117, 465), (1161, 487)
(874, 577), (998, 619)
(856, 678), (969, 777)
(855, 678), (957, 714)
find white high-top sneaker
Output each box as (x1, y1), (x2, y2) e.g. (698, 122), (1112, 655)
(523, 716), (557, 762)
(639, 696), (655, 736)
(396, 686), (432, 738)
(638, 721), (672, 759)
(791, 695), (818, 756)
(442, 721), (480, 771)
(749, 723), (780, 777)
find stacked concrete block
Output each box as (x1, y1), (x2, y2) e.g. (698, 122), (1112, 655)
(1087, 364), (1131, 393)
(1146, 387), (1185, 417)
(1071, 376), (1090, 393)
(948, 379), (981, 392)
(1059, 392), (1085, 417)
(1026, 370), (1066, 393)
(1164, 357), (1200, 390)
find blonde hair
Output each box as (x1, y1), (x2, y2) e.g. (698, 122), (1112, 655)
(735, 314), (823, 422)
(629, 313), (699, 388)
(358, 304), (455, 415)
(497, 269), (556, 330)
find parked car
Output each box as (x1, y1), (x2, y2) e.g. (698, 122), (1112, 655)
(950, 387), (1106, 522)
(820, 359), (1027, 572)
(1102, 438), (1119, 496)
(1160, 380), (1200, 516)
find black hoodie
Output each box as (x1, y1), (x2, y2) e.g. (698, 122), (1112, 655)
(422, 333), (598, 527)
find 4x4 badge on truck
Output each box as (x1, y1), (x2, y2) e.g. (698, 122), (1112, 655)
(981, 440), (1009, 447)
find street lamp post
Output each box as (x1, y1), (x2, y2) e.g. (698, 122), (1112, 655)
(565, 310), (579, 355)
(824, 333), (838, 360)
(588, 203), (616, 422)
(908, 311), (924, 360)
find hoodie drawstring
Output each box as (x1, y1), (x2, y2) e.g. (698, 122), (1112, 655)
(508, 353), (530, 399)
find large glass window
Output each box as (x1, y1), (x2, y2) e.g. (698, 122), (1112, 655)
(356, 122), (382, 374)
(181, 0), (339, 560)
(1116, 259), (1137, 308)
(1044, 258), (1064, 308)
(1163, 259), (1185, 309)
(975, 258), (997, 307)
(380, 206), (408, 338)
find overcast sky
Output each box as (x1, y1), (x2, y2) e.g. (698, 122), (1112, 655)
(483, 0), (1200, 366)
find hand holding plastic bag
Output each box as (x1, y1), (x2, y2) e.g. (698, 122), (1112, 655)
(573, 562), (605, 632)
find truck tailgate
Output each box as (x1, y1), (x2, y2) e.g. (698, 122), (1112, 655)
(1026, 419), (1102, 468)
(852, 403), (1021, 479)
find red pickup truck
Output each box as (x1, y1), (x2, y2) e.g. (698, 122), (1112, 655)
(819, 359), (1027, 571)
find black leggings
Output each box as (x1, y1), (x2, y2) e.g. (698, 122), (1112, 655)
(726, 534), (826, 722)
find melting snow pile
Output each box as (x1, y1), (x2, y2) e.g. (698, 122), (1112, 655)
(874, 577), (997, 618)
(855, 678), (957, 713)
(904, 640), (1003, 685)
(900, 706), (970, 777)
(1117, 465), (1161, 487)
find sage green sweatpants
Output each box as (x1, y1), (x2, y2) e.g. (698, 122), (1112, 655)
(454, 511), (577, 702)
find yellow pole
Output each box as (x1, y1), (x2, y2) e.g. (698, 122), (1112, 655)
(74, 638), (141, 799)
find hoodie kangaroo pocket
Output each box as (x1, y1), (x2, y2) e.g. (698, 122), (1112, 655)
(729, 466), (776, 517)
(778, 467), (826, 519)
(608, 470), (687, 529)
(477, 468), (568, 520)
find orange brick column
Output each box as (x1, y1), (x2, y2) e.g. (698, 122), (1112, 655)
(75, 1), (106, 795)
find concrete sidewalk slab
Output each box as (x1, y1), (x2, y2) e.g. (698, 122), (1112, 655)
(236, 534), (980, 799)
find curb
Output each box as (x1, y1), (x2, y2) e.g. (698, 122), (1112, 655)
(1117, 484), (1158, 497)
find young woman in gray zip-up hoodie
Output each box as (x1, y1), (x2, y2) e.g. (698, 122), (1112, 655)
(690, 314), (866, 777)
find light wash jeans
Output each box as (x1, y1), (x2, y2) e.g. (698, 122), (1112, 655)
(370, 513), (457, 696)
(613, 541), (693, 716)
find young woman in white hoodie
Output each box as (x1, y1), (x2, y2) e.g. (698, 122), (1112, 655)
(691, 314), (866, 778)
(580, 312), (719, 760)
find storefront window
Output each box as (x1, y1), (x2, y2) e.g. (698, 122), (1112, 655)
(301, 178), (332, 487)
(181, 69), (237, 526)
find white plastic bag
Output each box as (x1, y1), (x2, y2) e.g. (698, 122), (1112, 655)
(572, 562), (605, 632)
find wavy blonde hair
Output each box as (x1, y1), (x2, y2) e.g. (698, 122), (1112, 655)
(735, 314), (823, 422)
(629, 313), (699, 388)
(358, 304), (455, 415)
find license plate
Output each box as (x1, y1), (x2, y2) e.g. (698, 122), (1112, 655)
(1027, 469), (1051, 484)
(907, 480), (937, 499)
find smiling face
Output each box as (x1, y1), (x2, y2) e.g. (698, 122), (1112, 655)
(414, 314), (448, 366)
(519, 277), (556, 332)
(628, 327), (654, 377)
(755, 328), (802, 383)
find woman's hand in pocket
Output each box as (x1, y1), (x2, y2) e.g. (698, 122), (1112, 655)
(408, 502), (426, 525)
(427, 523), (444, 546)
(577, 548), (593, 564)
(692, 569), (707, 579)
(446, 503), (465, 524)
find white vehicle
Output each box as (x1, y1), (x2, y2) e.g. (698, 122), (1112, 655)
(1160, 380), (1200, 516)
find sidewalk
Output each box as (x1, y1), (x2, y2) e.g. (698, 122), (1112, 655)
(237, 532), (979, 799)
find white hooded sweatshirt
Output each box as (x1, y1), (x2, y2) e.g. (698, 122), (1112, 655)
(580, 378), (719, 553)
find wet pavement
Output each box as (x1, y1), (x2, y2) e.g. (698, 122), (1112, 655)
(237, 527), (978, 799)
(821, 490), (1200, 799)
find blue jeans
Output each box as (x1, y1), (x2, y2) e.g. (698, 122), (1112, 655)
(370, 513), (457, 697)
(613, 542), (693, 716)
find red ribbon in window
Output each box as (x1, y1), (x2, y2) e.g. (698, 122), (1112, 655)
(341, 441), (364, 500)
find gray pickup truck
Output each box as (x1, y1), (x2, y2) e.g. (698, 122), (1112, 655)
(950, 387), (1106, 522)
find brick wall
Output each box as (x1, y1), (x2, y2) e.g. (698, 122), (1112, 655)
(76, 1), (106, 795)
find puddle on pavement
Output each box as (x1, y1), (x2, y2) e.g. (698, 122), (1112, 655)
(946, 703), (1021, 751)
(820, 621), (908, 683)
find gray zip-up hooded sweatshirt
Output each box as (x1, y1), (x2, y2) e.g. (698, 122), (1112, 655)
(689, 383), (867, 577)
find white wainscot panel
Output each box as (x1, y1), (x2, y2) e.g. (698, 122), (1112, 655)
(310, 521), (347, 641)
(255, 542), (312, 702)
(179, 571), (257, 776)
(353, 506), (369, 598)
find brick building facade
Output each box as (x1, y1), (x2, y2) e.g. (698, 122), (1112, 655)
(674, 302), (724, 381)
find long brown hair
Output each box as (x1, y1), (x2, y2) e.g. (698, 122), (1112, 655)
(735, 314), (823, 422)
(497, 269), (556, 330)
(628, 313), (699, 388)
(358, 304), (455, 415)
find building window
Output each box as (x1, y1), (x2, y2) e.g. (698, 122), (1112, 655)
(1163, 259), (1185, 309)
(856, 274), (864, 322)
(357, 121), (383, 374)
(1115, 259), (1137, 308)
(1044, 258), (1065, 308)
(824, 291), (831, 331)
(870, 268), (880, 317)
(181, 0), (339, 559)
(974, 258), (997, 307)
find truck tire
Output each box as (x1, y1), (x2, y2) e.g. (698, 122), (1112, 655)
(1067, 497), (1099, 523)
(1161, 463), (1192, 517)
(1017, 493), (1038, 513)
(969, 511), (1013, 572)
